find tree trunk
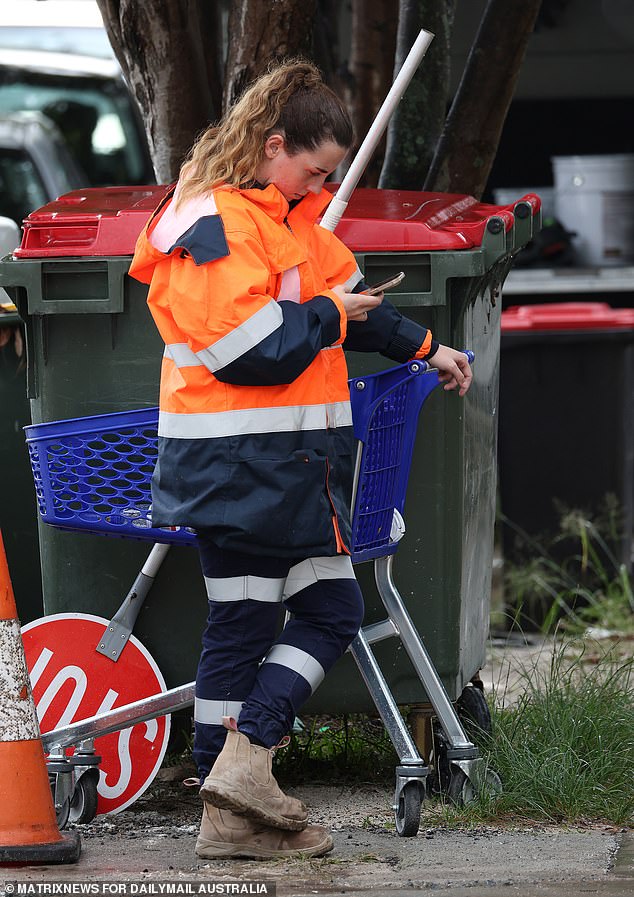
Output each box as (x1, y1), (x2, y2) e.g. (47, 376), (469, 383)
(223, 0), (318, 112)
(96, 0), (220, 183)
(379, 0), (455, 189)
(344, 0), (398, 187)
(198, 2), (225, 119)
(313, 0), (344, 87)
(424, 0), (543, 198)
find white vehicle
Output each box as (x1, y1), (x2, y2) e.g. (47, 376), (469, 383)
(0, 1), (114, 59)
(0, 2), (155, 187)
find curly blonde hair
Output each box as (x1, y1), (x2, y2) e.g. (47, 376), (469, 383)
(176, 59), (353, 208)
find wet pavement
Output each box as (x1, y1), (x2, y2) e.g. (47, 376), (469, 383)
(1, 781), (632, 897)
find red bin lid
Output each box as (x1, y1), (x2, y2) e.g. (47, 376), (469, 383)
(13, 186), (540, 259)
(14, 186), (170, 259)
(501, 302), (634, 332)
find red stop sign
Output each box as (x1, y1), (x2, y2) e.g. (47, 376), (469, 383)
(22, 612), (171, 816)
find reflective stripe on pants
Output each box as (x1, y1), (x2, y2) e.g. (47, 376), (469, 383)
(194, 537), (364, 779)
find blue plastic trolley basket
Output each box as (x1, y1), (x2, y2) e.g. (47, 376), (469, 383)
(24, 360), (446, 559)
(27, 355), (501, 837)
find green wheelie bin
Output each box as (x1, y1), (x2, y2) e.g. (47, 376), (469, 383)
(0, 186), (540, 718)
(0, 213), (42, 625)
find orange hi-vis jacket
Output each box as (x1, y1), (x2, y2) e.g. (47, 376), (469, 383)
(129, 182), (437, 557)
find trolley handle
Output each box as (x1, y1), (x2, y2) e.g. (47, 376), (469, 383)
(350, 351), (474, 444)
(402, 349), (474, 374)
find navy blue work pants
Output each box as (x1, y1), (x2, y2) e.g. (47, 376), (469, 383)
(193, 537), (365, 779)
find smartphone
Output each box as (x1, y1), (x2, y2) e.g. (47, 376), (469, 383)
(363, 271), (405, 296)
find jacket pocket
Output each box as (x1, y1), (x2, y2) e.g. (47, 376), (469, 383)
(226, 449), (334, 552)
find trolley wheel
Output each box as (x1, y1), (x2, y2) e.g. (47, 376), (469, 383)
(447, 767), (503, 807)
(56, 798), (71, 830)
(394, 781), (422, 837)
(49, 775), (70, 830)
(68, 772), (99, 824)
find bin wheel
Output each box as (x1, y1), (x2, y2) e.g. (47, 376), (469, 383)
(447, 767), (503, 807)
(69, 772), (99, 824)
(428, 684), (493, 798)
(456, 683), (492, 739)
(394, 781), (422, 837)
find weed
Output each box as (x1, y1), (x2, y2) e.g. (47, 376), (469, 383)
(500, 503), (634, 635)
(434, 638), (634, 826)
(163, 729), (195, 769)
(274, 713), (395, 784)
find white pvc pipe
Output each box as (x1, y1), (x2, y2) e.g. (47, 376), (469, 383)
(320, 28), (435, 233)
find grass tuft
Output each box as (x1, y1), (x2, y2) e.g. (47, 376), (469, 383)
(501, 501), (634, 635)
(436, 638), (634, 826)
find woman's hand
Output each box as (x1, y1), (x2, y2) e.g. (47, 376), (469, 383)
(427, 345), (473, 396)
(331, 284), (384, 322)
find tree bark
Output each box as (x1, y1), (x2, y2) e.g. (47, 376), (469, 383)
(313, 0), (343, 87)
(223, 0), (318, 112)
(344, 0), (398, 187)
(424, 0), (543, 198)
(96, 0), (220, 183)
(378, 0), (455, 189)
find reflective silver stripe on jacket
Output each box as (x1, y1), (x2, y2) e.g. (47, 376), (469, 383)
(344, 266), (364, 291)
(194, 697), (244, 725)
(163, 299), (283, 373)
(262, 644), (325, 693)
(158, 400), (352, 439)
(283, 556), (355, 600)
(204, 575), (286, 603)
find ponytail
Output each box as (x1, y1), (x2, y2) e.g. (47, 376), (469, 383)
(176, 59), (353, 207)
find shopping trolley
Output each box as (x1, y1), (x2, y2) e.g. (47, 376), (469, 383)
(24, 355), (501, 837)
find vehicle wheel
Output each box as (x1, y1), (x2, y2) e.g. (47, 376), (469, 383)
(394, 781), (422, 837)
(447, 767), (503, 807)
(68, 773), (99, 824)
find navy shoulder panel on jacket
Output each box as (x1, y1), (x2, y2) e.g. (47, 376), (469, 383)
(169, 215), (230, 265)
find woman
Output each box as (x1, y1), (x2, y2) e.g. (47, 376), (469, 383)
(130, 59), (471, 860)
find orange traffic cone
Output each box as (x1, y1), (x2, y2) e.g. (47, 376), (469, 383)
(0, 530), (80, 864)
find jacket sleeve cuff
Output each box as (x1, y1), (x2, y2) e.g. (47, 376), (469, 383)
(412, 331), (437, 360)
(387, 317), (434, 362)
(310, 291), (347, 345)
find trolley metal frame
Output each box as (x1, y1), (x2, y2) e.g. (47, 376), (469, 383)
(26, 357), (500, 836)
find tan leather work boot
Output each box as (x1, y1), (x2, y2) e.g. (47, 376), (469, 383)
(195, 804), (333, 859)
(199, 718), (308, 831)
